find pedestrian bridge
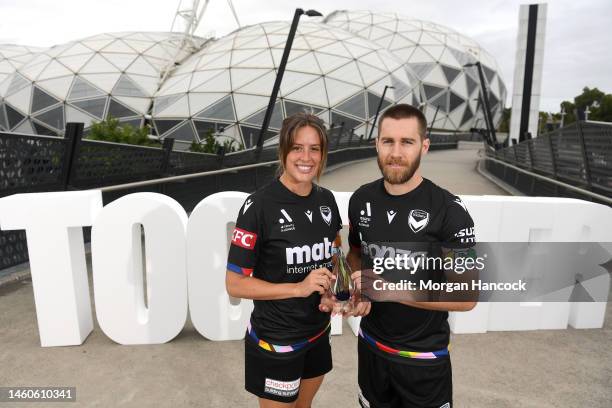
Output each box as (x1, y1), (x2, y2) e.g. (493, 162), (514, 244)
(0, 142), (610, 408)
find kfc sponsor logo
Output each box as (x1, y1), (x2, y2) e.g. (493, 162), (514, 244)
(231, 227), (257, 249)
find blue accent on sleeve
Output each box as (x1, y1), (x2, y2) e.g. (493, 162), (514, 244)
(227, 262), (243, 274)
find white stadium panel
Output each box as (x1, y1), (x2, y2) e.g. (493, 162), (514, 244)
(152, 21), (417, 147)
(324, 10), (507, 132)
(4, 85), (32, 114)
(1, 32), (204, 135)
(1, 11), (503, 142)
(232, 93), (270, 119)
(37, 76), (74, 100)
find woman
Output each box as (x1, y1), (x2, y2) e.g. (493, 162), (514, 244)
(226, 113), (342, 408)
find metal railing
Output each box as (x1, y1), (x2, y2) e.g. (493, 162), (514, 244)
(483, 121), (612, 204)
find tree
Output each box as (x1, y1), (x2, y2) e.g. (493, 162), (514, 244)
(559, 87), (612, 124)
(188, 128), (242, 154)
(497, 107), (511, 133)
(88, 116), (160, 147)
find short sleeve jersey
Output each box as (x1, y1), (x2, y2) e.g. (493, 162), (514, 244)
(227, 178), (342, 344)
(348, 178), (475, 352)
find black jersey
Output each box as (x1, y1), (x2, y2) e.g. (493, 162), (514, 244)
(227, 178), (342, 344)
(348, 177), (475, 353)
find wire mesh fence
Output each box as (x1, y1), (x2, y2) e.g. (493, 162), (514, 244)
(0, 122), (466, 272)
(485, 121), (612, 202)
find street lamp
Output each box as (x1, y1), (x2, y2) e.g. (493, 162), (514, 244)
(255, 8), (322, 153)
(560, 106), (566, 128)
(367, 85), (394, 141)
(428, 104), (440, 139)
(464, 62), (498, 149)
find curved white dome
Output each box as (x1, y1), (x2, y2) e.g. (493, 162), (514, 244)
(152, 21), (419, 148)
(0, 44), (42, 87)
(0, 44), (43, 130)
(0, 32), (204, 135)
(324, 10), (507, 131)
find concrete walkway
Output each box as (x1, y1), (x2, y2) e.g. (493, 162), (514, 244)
(320, 141), (508, 195)
(1, 143), (610, 407)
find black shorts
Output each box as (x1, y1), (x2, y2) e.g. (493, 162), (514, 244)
(358, 336), (452, 408)
(244, 329), (332, 403)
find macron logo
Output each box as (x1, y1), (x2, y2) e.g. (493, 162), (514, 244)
(231, 227), (257, 250)
(453, 197), (467, 212)
(243, 198), (253, 214)
(305, 210), (313, 223)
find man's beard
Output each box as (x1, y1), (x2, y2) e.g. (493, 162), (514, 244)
(377, 154), (421, 185)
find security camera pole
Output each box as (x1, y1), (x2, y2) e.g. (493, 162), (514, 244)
(255, 8), (322, 156)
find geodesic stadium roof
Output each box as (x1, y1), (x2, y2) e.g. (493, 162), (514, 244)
(0, 44), (43, 130)
(0, 9), (506, 141)
(0, 44), (42, 86)
(324, 10), (507, 131)
(152, 20), (419, 148)
(0, 32), (205, 135)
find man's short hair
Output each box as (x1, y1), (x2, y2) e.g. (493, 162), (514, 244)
(378, 104), (427, 139)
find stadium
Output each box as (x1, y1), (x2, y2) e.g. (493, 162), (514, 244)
(1, 3), (610, 408)
(0, 10), (506, 150)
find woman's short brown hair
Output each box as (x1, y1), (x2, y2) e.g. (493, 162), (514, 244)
(277, 112), (328, 180)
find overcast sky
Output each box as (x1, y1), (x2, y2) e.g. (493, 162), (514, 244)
(1, 0), (610, 112)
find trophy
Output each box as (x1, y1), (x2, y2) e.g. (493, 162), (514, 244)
(330, 239), (355, 313)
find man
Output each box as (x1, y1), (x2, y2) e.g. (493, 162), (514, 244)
(347, 104), (477, 408)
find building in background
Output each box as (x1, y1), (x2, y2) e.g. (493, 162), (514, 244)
(0, 9), (506, 150)
(509, 3), (547, 144)
(152, 21), (418, 149)
(324, 10), (507, 133)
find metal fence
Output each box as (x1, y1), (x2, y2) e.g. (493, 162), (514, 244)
(0, 122), (469, 271)
(484, 121), (612, 204)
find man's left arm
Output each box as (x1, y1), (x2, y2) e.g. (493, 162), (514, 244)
(399, 196), (478, 312)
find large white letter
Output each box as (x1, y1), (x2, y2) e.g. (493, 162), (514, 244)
(0, 190), (102, 347)
(91, 193), (187, 345)
(187, 191), (252, 340)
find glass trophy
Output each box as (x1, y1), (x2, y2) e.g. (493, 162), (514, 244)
(330, 241), (354, 313)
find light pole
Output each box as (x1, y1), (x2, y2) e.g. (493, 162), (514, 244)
(464, 62), (498, 148)
(367, 85), (394, 141)
(560, 106), (566, 128)
(428, 104), (440, 139)
(255, 8), (322, 153)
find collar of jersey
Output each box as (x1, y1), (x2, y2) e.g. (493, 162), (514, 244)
(379, 177), (428, 199)
(275, 177), (317, 200)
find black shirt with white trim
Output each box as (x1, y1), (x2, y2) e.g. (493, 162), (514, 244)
(227, 178), (342, 344)
(348, 177), (475, 352)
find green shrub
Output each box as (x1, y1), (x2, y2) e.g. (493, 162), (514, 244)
(88, 117), (160, 147)
(188, 128), (242, 154)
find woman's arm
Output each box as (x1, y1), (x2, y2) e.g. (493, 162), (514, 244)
(226, 267), (334, 301)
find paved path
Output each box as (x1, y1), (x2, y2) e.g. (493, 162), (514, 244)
(320, 142), (508, 195)
(0, 143), (609, 408)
